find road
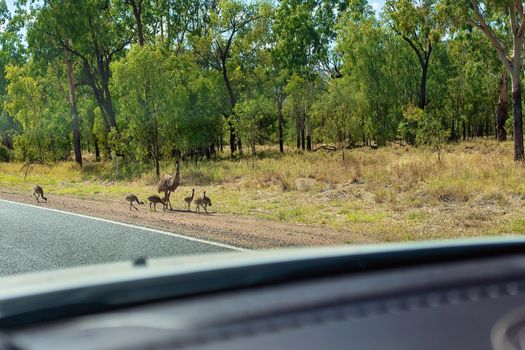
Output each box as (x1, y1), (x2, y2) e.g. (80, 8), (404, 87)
(0, 199), (238, 276)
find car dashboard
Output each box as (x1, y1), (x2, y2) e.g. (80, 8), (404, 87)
(3, 241), (525, 350)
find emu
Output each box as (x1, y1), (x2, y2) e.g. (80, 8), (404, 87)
(33, 185), (47, 203)
(157, 160), (180, 211)
(147, 194), (168, 212)
(184, 189), (195, 211)
(195, 191), (212, 214)
(125, 193), (144, 211)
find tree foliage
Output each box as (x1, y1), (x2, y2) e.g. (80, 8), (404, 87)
(0, 0), (518, 168)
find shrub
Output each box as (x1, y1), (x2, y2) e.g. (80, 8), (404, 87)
(0, 144), (13, 162)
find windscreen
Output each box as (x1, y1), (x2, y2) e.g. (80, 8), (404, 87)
(0, 0), (519, 277)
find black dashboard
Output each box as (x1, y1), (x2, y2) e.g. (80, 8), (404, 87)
(5, 244), (525, 350)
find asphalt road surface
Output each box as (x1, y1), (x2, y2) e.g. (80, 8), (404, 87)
(0, 199), (238, 276)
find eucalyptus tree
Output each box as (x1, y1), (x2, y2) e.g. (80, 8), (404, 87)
(23, 1), (86, 164)
(384, 0), (445, 110)
(338, 7), (416, 145)
(442, 0), (524, 160)
(4, 62), (71, 162)
(284, 73), (309, 149)
(311, 77), (362, 150)
(273, 0), (348, 150)
(0, 0), (25, 152)
(124, 0), (145, 46)
(192, 0), (267, 157)
(445, 30), (501, 141)
(273, 1), (317, 150)
(26, 0), (132, 138)
(112, 45), (184, 176)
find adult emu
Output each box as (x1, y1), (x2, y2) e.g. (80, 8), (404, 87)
(157, 160), (180, 210)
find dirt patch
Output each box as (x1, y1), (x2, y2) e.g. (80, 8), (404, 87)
(0, 190), (373, 249)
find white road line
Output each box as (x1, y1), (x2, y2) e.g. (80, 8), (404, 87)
(0, 198), (249, 252)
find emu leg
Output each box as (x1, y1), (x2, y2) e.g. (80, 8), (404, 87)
(169, 194), (173, 211)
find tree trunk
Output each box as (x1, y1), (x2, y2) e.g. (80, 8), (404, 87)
(94, 43), (117, 131)
(496, 70), (508, 142)
(277, 98), (284, 153)
(221, 56), (237, 157)
(82, 61), (117, 132)
(419, 62), (428, 110)
(296, 112), (301, 149)
(511, 70), (524, 160)
(128, 0), (144, 46)
(94, 137), (101, 161)
(65, 48), (82, 167)
(301, 127), (305, 150)
(306, 118), (312, 151)
(228, 120), (236, 157)
(155, 155), (160, 177)
(102, 70), (118, 130)
(238, 138), (243, 156)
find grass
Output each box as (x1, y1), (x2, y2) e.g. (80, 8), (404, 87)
(2, 139), (525, 242)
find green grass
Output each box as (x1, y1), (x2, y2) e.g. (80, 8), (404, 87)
(3, 139), (525, 242)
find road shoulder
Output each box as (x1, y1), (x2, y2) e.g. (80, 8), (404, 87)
(0, 190), (371, 249)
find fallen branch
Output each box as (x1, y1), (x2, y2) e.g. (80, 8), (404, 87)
(312, 145), (339, 152)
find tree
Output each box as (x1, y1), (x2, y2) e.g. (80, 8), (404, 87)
(22, 1), (85, 164)
(338, 9), (413, 145)
(443, 0), (525, 160)
(197, 0), (265, 157)
(385, 0), (444, 110)
(235, 94), (274, 158)
(28, 0), (132, 138)
(112, 45), (184, 176)
(4, 62), (71, 162)
(124, 0), (145, 46)
(311, 78), (362, 151)
(495, 70), (508, 141)
(0, 0), (25, 152)
(273, 69), (287, 153)
(64, 47), (82, 165)
(414, 107), (448, 164)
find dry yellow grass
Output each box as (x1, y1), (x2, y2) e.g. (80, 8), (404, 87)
(1, 139), (524, 243)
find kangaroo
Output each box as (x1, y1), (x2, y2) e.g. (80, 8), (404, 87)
(125, 193), (144, 211)
(33, 185), (47, 203)
(148, 194), (168, 212)
(184, 189), (195, 211)
(195, 191), (212, 214)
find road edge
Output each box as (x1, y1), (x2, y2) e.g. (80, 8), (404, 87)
(0, 198), (250, 252)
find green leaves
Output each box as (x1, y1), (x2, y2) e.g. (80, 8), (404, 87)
(112, 44), (223, 161)
(4, 61), (70, 162)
